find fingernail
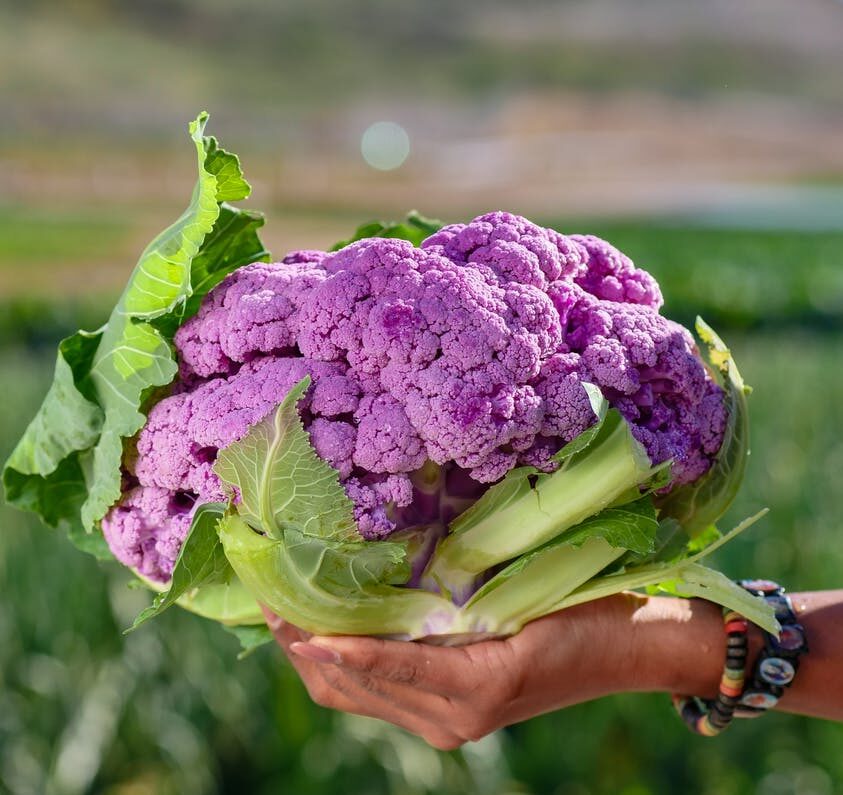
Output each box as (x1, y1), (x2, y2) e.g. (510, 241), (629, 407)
(260, 605), (285, 632)
(265, 616), (285, 632)
(290, 641), (342, 665)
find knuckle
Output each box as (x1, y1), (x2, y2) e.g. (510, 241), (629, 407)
(355, 673), (378, 693)
(426, 733), (464, 752)
(307, 681), (334, 708)
(456, 713), (493, 743)
(391, 662), (422, 686)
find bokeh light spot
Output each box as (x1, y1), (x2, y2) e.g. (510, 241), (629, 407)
(360, 121), (410, 171)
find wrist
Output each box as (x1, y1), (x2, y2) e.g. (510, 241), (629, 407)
(621, 594), (766, 697)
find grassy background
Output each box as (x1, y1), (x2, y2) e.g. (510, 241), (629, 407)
(2, 223), (842, 795)
(4, 0), (843, 791)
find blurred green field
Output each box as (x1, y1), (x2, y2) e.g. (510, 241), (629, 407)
(2, 209), (843, 335)
(1, 223), (842, 795)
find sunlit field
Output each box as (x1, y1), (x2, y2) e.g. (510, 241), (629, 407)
(2, 219), (841, 795)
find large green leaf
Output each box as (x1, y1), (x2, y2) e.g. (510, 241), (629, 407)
(121, 113), (242, 317)
(214, 377), (413, 590)
(212, 380), (470, 637)
(2, 330), (112, 557)
(3, 331), (102, 479)
(153, 204), (269, 338)
(3, 112), (269, 550)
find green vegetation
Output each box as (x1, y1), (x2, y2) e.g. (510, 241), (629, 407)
(551, 221), (843, 331)
(3, 330), (841, 794)
(3, 217), (841, 337)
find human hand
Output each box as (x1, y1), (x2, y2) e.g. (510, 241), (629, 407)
(262, 594), (719, 750)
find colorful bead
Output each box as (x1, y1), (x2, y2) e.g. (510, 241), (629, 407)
(673, 578), (808, 734)
(759, 657), (796, 686)
(737, 579), (782, 595)
(739, 690), (780, 710)
(671, 603), (748, 736)
(771, 624), (806, 653)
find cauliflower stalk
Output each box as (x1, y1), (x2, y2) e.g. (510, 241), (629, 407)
(4, 114), (776, 651)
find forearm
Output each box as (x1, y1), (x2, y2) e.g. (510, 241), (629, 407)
(270, 588), (843, 748)
(511, 590), (843, 726)
(626, 590), (843, 721)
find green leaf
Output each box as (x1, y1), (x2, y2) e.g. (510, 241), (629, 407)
(153, 204), (270, 338)
(283, 528), (410, 597)
(550, 509), (777, 634)
(213, 381), (471, 638)
(67, 513), (114, 560)
(562, 497), (658, 554)
(183, 205), (269, 315)
(222, 624), (275, 659)
(214, 376), (359, 543)
(128, 503), (232, 630)
(203, 136), (252, 203)
(654, 318), (750, 535)
(615, 517), (722, 572)
(121, 113), (244, 318)
(3, 112), (269, 547)
(329, 211), (443, 250)
(219, 511), (458, 638)
(213, 375), (413, 597)
(3, 332), (102, 479)
(687, 523), (722, 554)
(81, 320), (179, 529)
(2, 328), (114, 557)
(653, 564), (779, 635)
(214, 374), (413, 593)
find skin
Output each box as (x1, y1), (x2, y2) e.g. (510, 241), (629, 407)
(263, 590), (843, 751)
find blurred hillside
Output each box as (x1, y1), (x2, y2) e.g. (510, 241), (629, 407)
(6, 0), (843, 132)
(3, 0), (843, 289)
(2, 0), (843, 312)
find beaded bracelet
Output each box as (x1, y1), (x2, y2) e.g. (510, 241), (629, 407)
(671, 608), (749, 736)
(672, 579), (809, 735)
(733, 579), (808, 716)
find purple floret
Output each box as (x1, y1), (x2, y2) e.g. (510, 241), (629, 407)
(175, 259), (326, 380)
(104, 211), (727, 581)
(101, 486), (194, 583)
(570, 234), (663, 309)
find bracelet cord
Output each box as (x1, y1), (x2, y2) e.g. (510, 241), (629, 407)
(671, 579), (808, 735)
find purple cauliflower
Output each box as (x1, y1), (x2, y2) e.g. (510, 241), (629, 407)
(103, 212), (727, 583)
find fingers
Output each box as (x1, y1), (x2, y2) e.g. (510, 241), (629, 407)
(295, 642), (454, 722)
(259, 609), (511, 748)
(309, 665), (465, 751)
(291, 635), (472, 696)
(259, 609), (463, 748)
(291, 636), (519, 744)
